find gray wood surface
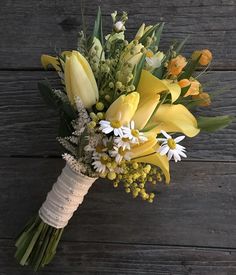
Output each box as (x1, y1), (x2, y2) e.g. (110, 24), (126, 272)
(0, 0), (236, 274)
(1, 0), (236, 69)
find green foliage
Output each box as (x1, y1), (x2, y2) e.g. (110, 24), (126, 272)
(197, 115), (234, 132)
(139, 24), (159, 45)
(92, 7), (104, 45)
(38, 81), (76, 137)
(131, 54), (146, 88)
(174, 35), (190, 55)
(178, 55), (201, 80)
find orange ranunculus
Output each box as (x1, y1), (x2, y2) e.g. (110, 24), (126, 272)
(192, 92), (211, 107)
(167, 55), (187, 76)
(178, 78), (200, 97)
(192, 49), (212, 66)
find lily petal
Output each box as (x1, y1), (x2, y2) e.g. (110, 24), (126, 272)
(162, 79), (181, 103)
(149, 104), (200, 137)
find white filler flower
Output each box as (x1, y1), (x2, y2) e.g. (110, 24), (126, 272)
(157, 130), (187, 162)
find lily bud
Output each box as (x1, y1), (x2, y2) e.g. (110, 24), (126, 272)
(64, 51), (99, 108)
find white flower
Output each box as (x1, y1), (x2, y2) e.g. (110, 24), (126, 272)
(114, 21), (125, 32)
(157, 130), (187, 162)
(145, 51), (165, 69)
(92, 158), (107, 174)
(99, 120), (126, 137)
(123, 121), (148, 144)
(110, 146), (131, 164)
(92, 153), (109, 174)
(114, 136), (131, 150)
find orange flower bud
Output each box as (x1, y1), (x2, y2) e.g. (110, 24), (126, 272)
(192, 92), (211, 107)
(192, 49), (212, 66)
(178, 79), (191, 88)
(167, 55), (187, 76)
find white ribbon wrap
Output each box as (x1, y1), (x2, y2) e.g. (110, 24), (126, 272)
(39, 163), (97, 229)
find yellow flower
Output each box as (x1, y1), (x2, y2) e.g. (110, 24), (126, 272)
(64, 51), (99, 108)
(131, 136), (170, 183)
(147, 104), (200, 137)
(105, 92), (140, 126)
(137, 70), (181, 103)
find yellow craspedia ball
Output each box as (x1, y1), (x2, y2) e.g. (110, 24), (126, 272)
(107, 172), (117, 180)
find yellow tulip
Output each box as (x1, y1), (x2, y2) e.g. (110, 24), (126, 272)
(105, 92), (140, 126)
(137, 70), (181, 103)
(148, 104), (200, 137)
(132, 94), (160, 130)
(64, 51), (99, 108)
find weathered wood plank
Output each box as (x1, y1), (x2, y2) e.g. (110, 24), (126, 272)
(1, 239), (236, 275)
(1, 0), (236, 69)
(0, 71), (235, 160)
(1, 158), (235, 248)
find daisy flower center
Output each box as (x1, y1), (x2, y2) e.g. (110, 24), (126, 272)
(146, 50), (154, 58)
(100, 156), (108, 165)
(110, 120), (122, 129)
(118, 147), (126, 156)
(122, 137), (130, 142)
(96, 144), (105, 153)
(167, 138), (176, 149)
(131, 129), (139, 138)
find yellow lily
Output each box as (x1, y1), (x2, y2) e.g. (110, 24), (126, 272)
(64, 51), (99, 108)
(134, 147), (170, 184)
(105, 92), (140, 126)
(148, 104), (200, 137)
(132, 94), (160, 130)
(137, 70), (181, 103)
(41, 51), (71, 72)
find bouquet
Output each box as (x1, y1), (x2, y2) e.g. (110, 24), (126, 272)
(15, 8), (233, 271)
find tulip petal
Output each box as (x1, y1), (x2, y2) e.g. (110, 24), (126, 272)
(65, 54), (97, 108)
(72, 51), (99, 102)
(148, 104), (200, 137)
(106, 92), (140, 125)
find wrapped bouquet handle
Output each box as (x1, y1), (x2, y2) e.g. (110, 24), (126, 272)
(15, 162), (97, 270)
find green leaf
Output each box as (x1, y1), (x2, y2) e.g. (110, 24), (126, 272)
(178, 55), (201, 80)
(92, 7), (103, 45)
(197, 115), (234, 132)
(180, 84), (191, 96)
(131, 54), (146, 88)
(139, 24), (159, 45)
(174, 35), (190, 55)
(38, 81), (57, 109)
(153, 22), (165, 49)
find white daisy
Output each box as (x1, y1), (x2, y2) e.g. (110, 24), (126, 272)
(92, 153), (109, 174)
(123, 121), (148, 144)
(114, 136), (131, 150)
(99, 120), (125, 137)
(110, 146), (131, 164)
(157, 130), (187, 162)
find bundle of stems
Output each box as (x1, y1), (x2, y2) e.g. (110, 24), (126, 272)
(15, 215), (64, 271)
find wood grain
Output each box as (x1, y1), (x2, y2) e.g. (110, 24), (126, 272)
(1, 239), (236, 275)
(1, 158), (235, 248)
(0, 70), (235, 160)
(1, 0), (236, 69)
